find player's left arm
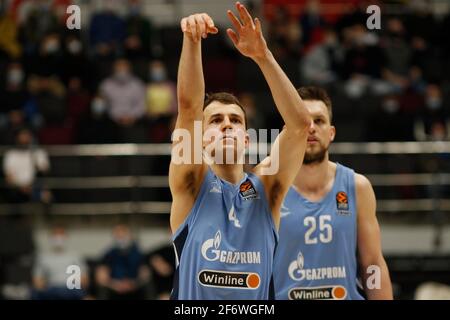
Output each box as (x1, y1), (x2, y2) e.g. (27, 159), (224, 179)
(226, 2), (311, 230)
(254, 127), (308, 231)
(355, 174), (393, 300)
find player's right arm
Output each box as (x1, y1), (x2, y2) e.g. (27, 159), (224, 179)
(169, 14), (218, 233)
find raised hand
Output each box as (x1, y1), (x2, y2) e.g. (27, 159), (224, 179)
(180, 13), (219, 43)
(226, 2), (269, 61)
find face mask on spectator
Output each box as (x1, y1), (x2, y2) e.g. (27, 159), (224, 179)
(68, 40), (82, 54)
(92, 98), (107, 115)
(150, 68), (167, 82)
(382, 99), (400, 114)
(426, 97), (442, 110)
(50, 235), (66, 251)
(115, 238), (132, 250)
(345, 78), (366, 99)
(114, 70), (131, 82)
(45, 40), (60, 54)
(7, 69), (24, 86)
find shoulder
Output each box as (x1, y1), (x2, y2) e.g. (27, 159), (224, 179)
(354, 173), (372, 191)
(354, 173), (376, 214)
(3, 150), (15, 159)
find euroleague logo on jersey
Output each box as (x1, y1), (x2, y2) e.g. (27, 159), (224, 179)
(336, 191), (351, 215)
(239, 179), (259, 200)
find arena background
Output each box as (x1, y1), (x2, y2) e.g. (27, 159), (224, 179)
(0, 0), (449, 300)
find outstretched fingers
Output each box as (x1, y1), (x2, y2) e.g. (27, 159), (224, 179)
(227, 9), (242, 32)
(254, 17), (262, 35)
(226, 28), (239, 46)
(236, 2), (255, 29)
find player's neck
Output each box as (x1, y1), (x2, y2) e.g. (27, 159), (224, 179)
(294, 155), (335, 194)
(211, 163), (245, 185)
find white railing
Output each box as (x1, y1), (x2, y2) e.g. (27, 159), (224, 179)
(0, 142), (448, 215)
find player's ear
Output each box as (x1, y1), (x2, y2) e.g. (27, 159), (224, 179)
(330, 126), (336, 142)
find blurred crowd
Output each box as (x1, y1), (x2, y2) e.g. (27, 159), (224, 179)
(0, 0), (448, 146)
(0, 0), (177, 146)
(0, 222), (175, 300)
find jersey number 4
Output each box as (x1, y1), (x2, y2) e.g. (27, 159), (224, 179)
(304, 215), (332, 244)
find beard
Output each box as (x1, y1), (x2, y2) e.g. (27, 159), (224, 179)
(303, 143), (328, 165)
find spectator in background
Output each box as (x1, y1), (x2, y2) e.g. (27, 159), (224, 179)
(342, 24), (385, 98)
(335, 0), (368, 34)
(380, 17), (412, 92)
(100, 58), (147, 142)
(147, 242), (175, 300)
(366, 95), (415, 142)
(0, 2), (22, 60)
(124, 0), (156, 79)
(26, 32), (64, 79)
(62, 33), (92, 90)
(89, 0), (126, 83)
(95, 224), (150, 300)
(18, 0), (60, 56)
(3, 127), (52, 203)
(1, 62), (28, 113)
(32, 226), (88, 300)
(146, 60), (176, 143)
(89, 0), (125, 58)
(414, 84), (450, 141)
(299, 0), (326, 48)
(301, 27), (341, 85)
(25, 74), (66, 126)
(77, 94), (118, 144)
(66, 77), (91, 127)
(0, 109), (27, 145)
(0, 62), (29, 144)
(267, 5), (303, 60)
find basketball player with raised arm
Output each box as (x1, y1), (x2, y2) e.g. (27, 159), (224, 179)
(169, 2), (311, 300)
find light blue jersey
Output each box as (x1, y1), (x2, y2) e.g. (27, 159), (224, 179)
(274, 163), (364, 300)
(171, 168), (278, 300)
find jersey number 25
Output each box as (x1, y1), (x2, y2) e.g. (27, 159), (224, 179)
(304, 215), (332, 244)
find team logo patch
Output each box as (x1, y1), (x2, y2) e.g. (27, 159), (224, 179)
(198, 269), (260, 289)
(239, 179), (259, 200)
(288, 285), (347, 300)
(336, 191), (350, 215)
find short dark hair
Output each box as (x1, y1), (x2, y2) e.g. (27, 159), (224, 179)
(297, 86), (333, 122)
(203, 92), (248, 129)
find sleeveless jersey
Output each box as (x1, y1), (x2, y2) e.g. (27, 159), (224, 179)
(171, 168), (278, 300)
(274, 163), (364, 300)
